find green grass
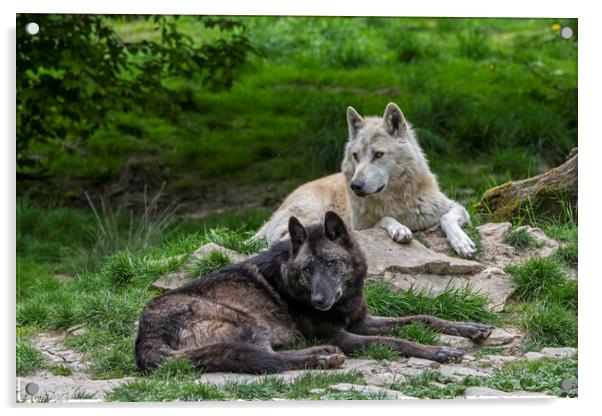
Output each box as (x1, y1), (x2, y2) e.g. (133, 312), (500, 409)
(519, 302), (578, 350)
(186, 250), (232, 279)
(488, 354), (577, 397)
(365, 280), (497, 324)
(506, 257), (577, 311)
(473, 346), (506, 358)
(20, 17), (577, 203)
(107, 358), (366, 402)
(389, 370), (484, 399)
(16, 341), (45, 376)
(394, 322), (440, 345)
(50, 365), (73, 376)
(388, 355), (577, 398)
(504, 227), (537, 250)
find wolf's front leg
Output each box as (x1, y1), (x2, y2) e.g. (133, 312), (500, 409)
(376, 216), (413, 243)
(331, 330), (463, 364)
(349, 315), (493, 341)
(440, 203), (476, 257)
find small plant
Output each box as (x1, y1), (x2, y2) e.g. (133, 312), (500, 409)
(50, 365), (73, 376)
(504, 227), (536, 250)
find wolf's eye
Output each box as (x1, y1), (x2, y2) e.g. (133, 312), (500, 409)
(303, 266), (312, 274)
(352, 152), (359, 162)
(324, 260), (334, 267)
(374, 151), (384, 159)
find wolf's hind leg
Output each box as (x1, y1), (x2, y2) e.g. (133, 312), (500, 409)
(376, 216), (413, 243)
(440, 203), (476, 257)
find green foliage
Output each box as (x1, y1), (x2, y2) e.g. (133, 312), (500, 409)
(390, 370), (484, 399)
(394, 322), (440, 345)
(107, 366), (364, 402)
(50, 365), (73, 376)
(16, 341), (45, 376)
(504, 227), (537, 250)
(350, 343), (399, 361)
(519, 302), (578, 349)
(365, 280), (496, 323)
(506, 258), (577, 310)
(488, 355), (577, 397)
(186, 251), (232, 279)
(17, 14), (258, 175)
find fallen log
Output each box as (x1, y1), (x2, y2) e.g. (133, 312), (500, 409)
(475, 148), (577, 222)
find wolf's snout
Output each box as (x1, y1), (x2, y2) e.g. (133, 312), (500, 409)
(350, 180), (364, 192)
(311, 293), (334, 311)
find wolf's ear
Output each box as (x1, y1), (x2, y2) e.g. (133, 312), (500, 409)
(382, 103), (407, 138)
(347, 106), (363, 140)
(288, 216), (307, 254)
(324, 211), (352, 246)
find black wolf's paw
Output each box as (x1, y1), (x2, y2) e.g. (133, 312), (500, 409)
(317, 353), (346, 369)
(460, 322), (494, 342)
(309, 345), (344, 356)
(431, 346), (464, 363)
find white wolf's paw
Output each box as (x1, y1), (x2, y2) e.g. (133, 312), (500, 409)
(450, 234), (477, 258)
(387, 223), (413, 244)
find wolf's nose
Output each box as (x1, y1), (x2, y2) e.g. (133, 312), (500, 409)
(311, 293), (326, 308)
(350, 180), (364, 192)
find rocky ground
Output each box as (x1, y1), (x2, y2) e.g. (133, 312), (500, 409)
(17, 222), (576, 402)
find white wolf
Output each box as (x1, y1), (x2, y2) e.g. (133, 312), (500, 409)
(255, 103), (477, 257)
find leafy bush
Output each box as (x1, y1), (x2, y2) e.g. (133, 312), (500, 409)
(17, 14), (258, 175)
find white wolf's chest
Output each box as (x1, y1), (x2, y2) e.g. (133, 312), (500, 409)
(349, 186), (452, 231)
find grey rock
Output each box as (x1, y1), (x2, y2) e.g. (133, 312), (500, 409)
(540, 347), (577, 358)
(356, 228), (515, 311)
(440, 327), (523, 352)
(477, 223), (559, 270)
(17, 371), (134, 402)
(464, 386), (555, 399)
(524, 352), (546, 361)
(407, 357), (440, 369)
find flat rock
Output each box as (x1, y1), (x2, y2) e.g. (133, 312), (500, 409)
(439, 327), (523, 352)
(29, 332), (89, 372)
(328, 383), (413, 399)
(464, 386), (555, 399)
(153, 242), (250, 290)
(477, 223), (559, 269)
(418, 222), (559, 271)
(356, 228), (514, 311)
(356, 228), (484, 276)
(17, 371), (134, 402)
(540, 347), (577, 358)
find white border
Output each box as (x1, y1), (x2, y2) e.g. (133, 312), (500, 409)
(2, 1), (600, 415)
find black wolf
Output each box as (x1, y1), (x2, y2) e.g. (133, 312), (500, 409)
(135, 211), (492, 373)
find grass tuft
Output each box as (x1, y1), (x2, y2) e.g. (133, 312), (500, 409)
(186, 251), (232, 279)
(365, 280), (496, 324)
(16, 341), (45, 376)
(519, 302), (577, 349)
(506, 257), (577, 311)
(504, 227), (536, 250)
